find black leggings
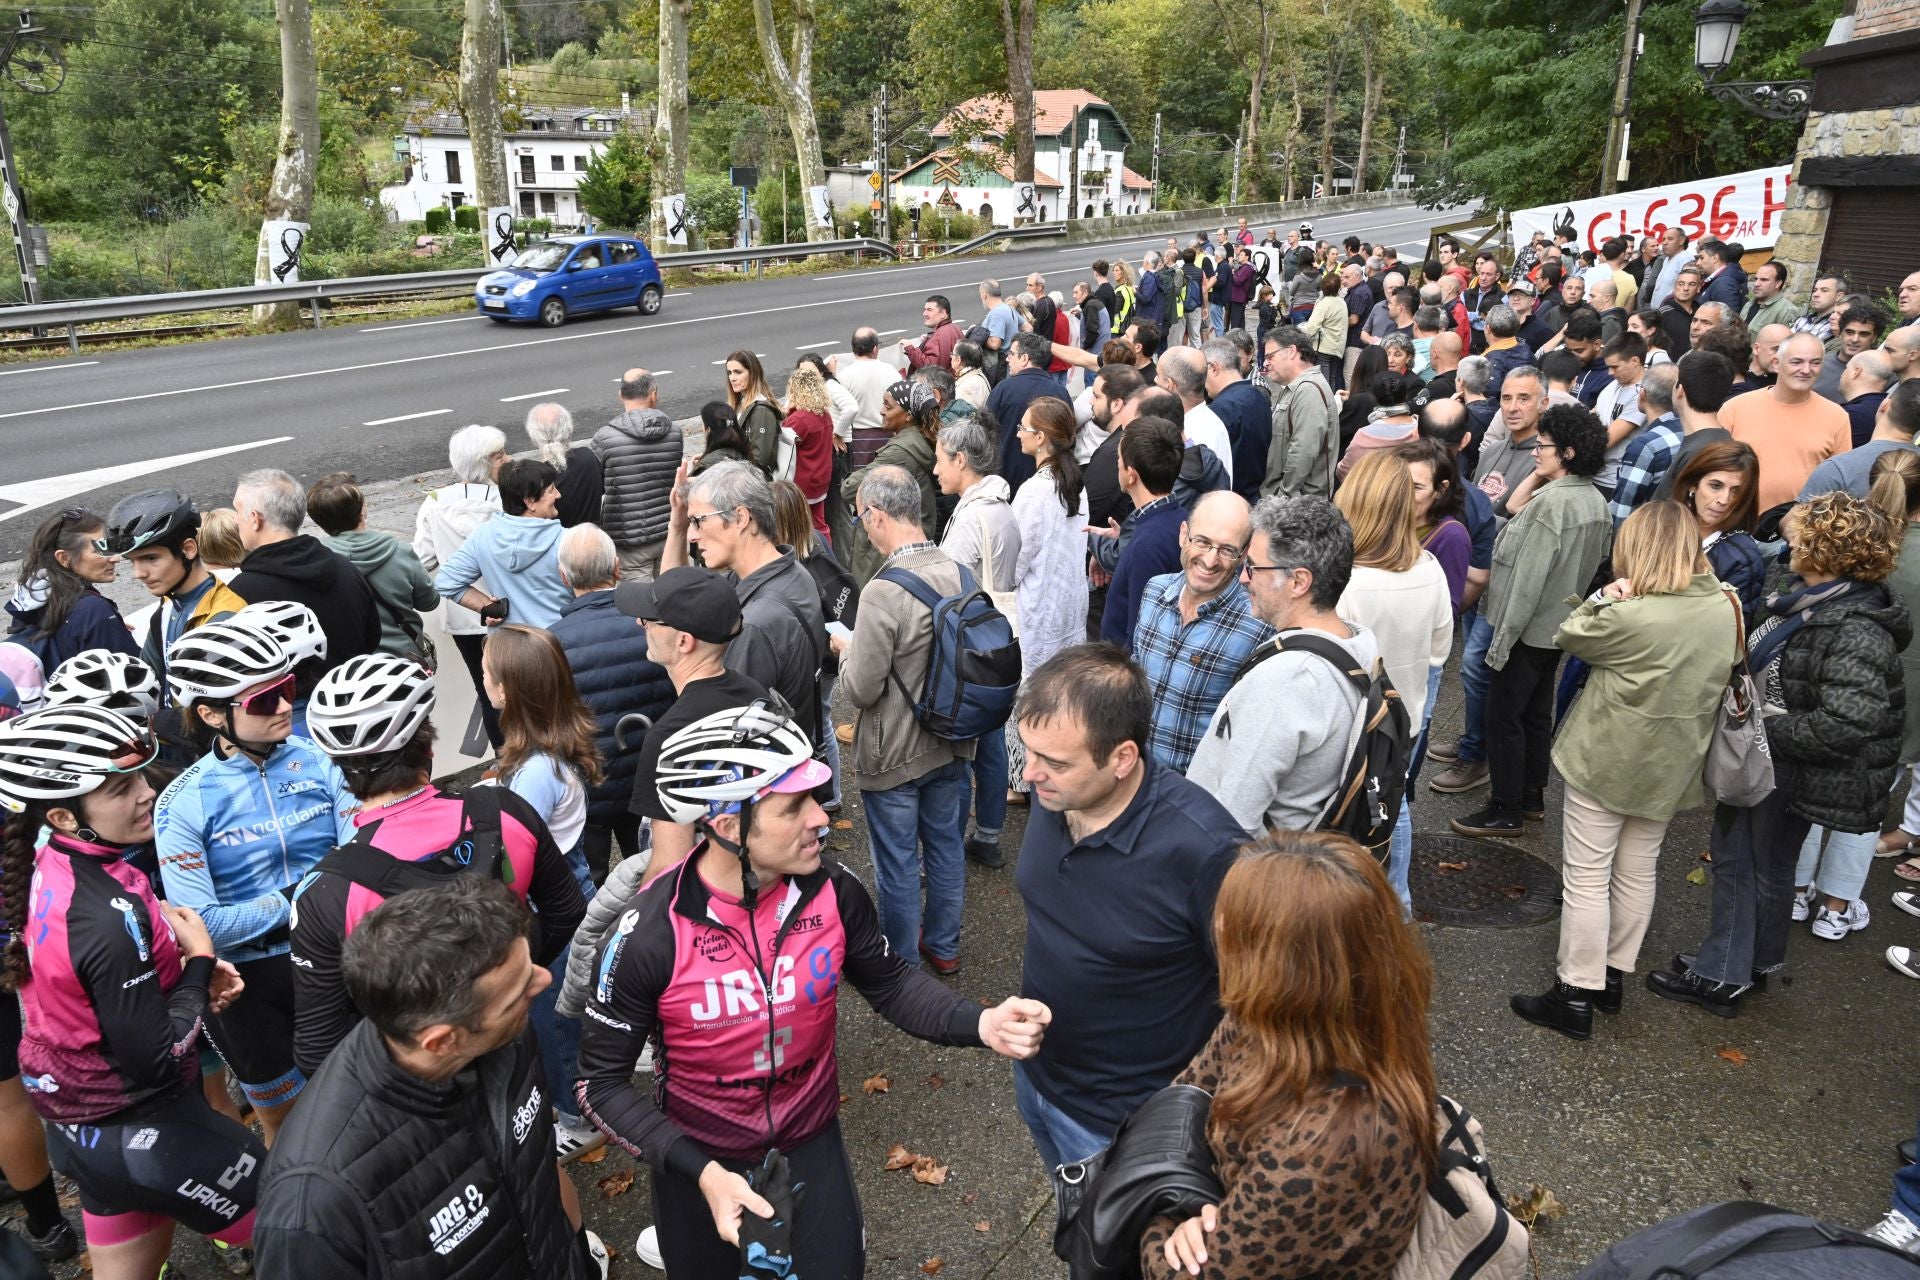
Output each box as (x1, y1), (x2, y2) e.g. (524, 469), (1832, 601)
(453, 632), (504, 749)
(653, 1119), (863, 1280)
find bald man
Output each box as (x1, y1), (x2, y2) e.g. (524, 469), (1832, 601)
(1838, 349), (1898, 448)
(1751, 322), (1792, 388)
(1723, 332), (1854, 509)
(1884, 324), (1920, 385)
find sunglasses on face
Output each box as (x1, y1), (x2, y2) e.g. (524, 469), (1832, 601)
(238, 673), (296, 717)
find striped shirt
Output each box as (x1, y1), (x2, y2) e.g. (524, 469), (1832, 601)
(1132, 574), (1271, 773)
(1608, 414), (1684, 526)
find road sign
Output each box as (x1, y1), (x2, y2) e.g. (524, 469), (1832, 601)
(869, 198), (883, 212)
(1, 181), (16, 223)
(868, 173), (883, 191)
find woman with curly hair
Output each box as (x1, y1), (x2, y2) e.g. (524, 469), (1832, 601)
(1652, 490), (1908, 1017)
(782, 360), (837, 541)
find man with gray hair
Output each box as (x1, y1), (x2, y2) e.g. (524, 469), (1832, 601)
(1138, 250), (1167, 329)
(663, 459), (824, 751)
(1187, 496), (1379, 835)
(832, 465), (974, 974)
(1202, 336), (1271, 501)
(1608, 362), (1684, 524)
(524, 401), (600, 527)
(1690, 300), (1734, 352)
(1481, 303), (1536, 403)
(592, 370), (682, 579)
(1459, 352), (1498, 446)
(980, 278), (1020, 352)
(549, 523), (674, 882)
(1156, 346), (1233, 486)
(231, 467), (380, 699)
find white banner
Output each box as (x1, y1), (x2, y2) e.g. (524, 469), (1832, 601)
(485, 207), (517, 267)
(807, 184), (833, 230)
(1512, 165), (1793, 253)
(657, 193), (689, 247)
(263, 220), (307, 284)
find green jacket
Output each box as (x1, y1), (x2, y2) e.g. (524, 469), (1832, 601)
(1482, 476), (1611, 670)
(1742, 293), (1799, 334)
(1551, 575), (1743, 820)
(840, 426), (939, 586)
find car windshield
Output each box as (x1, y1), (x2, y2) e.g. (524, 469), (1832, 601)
(514, 241), (574, 272)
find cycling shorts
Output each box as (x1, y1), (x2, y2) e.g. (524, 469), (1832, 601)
(44, 1088), (264, 1247)
(203, 954), (305, 1109)
(652, 1118), (863, 1279)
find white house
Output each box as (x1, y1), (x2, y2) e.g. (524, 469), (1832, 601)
(379, 101), (650, 226)
(892, 90), (1154, 227)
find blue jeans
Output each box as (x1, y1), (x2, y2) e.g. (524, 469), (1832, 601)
(862, 758), (967, 964)
(1694, 763), (1810, 985)
(1795, 824), (1876, 901)
(1013, 1063), (1111, 1171)
(1454, 610), (1494, 763)
(1208, 302), (1225, 335)
(531, 944), (581, 1123)
(1897, 1111), (1920, 1227)
(965, 724), (1009, 842)
(818, 677), (842, 808)
(1387, 665), (1442, 917)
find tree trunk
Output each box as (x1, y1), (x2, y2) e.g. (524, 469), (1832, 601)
(1317, 18), (1345, 195)
(1353, 38), (1378, 196)
(253, 0), (319, 329)
(1246, 1), (1270, 170)
(750, 0), (830, 242)
(1283, 63), (1304, 201)
(651, 0), (690, 247)
(459, 0), (508, 211)
(999, 0), (1035, 187)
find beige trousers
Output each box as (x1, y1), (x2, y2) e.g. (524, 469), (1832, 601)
(1556, 784), (1672, 990)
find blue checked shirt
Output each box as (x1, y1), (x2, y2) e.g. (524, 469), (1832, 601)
(1132, 573), (1271, 773)
(1608, 414), (1684, 526)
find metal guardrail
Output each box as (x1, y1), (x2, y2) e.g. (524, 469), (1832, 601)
(0, 236), (901, 350)
(937, 222), (1068, 257)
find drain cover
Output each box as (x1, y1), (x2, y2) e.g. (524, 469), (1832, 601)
(1411, 834), (1560, 928)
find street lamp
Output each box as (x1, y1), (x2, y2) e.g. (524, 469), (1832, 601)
(1693, 0), (1811, 120)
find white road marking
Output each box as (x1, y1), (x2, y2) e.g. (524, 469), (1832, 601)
(362, 409), (453, 426)
(664, 291), (692, 297)
(0, 436), (294, 522)
(499, 388), (569, 402)
(0, 360), (99, 377)
(876, 329), (907, 337)
(793, 340), (838, 349)
(362, 316), (483, 333)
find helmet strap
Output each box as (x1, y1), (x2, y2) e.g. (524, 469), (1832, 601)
(700, 803), (760, 908)
(161, 548), (203, 599)
(217, 707), (279, 766)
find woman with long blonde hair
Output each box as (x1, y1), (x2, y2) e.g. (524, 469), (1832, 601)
(1332, 450), (1452, 910)
(1142, 831), (1435, 1279)
(782, 360), (836, 541)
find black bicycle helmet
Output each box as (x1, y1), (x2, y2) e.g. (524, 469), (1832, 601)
(102, 489), (199, 556)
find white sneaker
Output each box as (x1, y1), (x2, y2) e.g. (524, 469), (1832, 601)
(554, 1117), (607, 1164)
(637, 1042), (655, 1073)
(635, 1225), (664, 1270)
(1867, 1210), (1920, 1254)
(1791, 885), (1816, 922)
(1888, 946), (1920, 979)
(1811, 899), (1871, 941)
(584, 1230), (611, 1280)
(1894, 891), (1920, 919)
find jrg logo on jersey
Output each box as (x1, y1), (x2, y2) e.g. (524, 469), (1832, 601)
(426, 1184), (490, 1255)
(688, 956), (796, 1022)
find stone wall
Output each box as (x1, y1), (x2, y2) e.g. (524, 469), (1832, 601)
(1770, 103), (1920, 292)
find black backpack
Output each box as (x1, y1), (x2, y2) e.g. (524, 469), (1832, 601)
(314, 787), (510, 902)
(1231, 632), (1411, 856)
(1576, 1200), (1920, 1279)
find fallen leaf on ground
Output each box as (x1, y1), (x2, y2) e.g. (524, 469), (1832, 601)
(974, 1220), (991, 1232)
(1501, 883), (1527, 900)
(834, 819), (853, 830)
(839, 1093), (850, 1104)
(911, 1156), (950, 1185)
(1436, 860), (1470, 875)
(597, 1168), (635, 1198)
(924, 1072), (945, 1090)
(885, 1143), (916, 1170)
(921, 1259), (945, 1275)
(75, 1252), (91, 1273)
(1717, 1046), (1750, 1067)
(979, 997), (992, 1006)
(575, 1146), (609, 1165)
(1686, 866), (1709, 886)
(1737, 1176), (1755, 1194)
(1506, 1183), (1567, 1227)
(863, 1074), (890, 1095)
(960, 1190), (979, 1206)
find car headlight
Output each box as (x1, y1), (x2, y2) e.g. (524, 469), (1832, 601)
(509, 279), (537, 298)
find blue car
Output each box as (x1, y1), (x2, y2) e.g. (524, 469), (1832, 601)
(476, 235), (664, 327)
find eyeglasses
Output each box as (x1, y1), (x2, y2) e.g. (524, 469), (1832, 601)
(1184, 534), (1246, 564)
(686, 510), (731, 531)
(238, 673), (296, 717)
(853, 506), (875, 524)
(1241, 560), (1296, 575)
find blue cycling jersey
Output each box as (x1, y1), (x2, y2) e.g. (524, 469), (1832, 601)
(153, 736), (357, 963)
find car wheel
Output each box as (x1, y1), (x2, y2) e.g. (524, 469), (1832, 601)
(539, 297), (567, 327)
(637, 284), (663, 316)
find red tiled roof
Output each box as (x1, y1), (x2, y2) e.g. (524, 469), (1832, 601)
(1121, 165), (1153, 190)
(930, 90), (1111, 139)
(893, 148), (1061, 189)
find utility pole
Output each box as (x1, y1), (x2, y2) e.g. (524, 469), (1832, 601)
(877, 82), (891, 243)
(1391, 124), (1406, 190)
(0, 96), (39, 307)
(1599, 0), (1645, 195)
(1150, 111), (1161, 194)
(1229, 129), (1243, 206)
(1068, 107), (1080, 223)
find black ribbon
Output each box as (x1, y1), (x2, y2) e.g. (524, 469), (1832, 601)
(668, 197), (688, 239)
(1016, 186), (1036, 215)
(272, 226), (304, 282)
(491, 210), (515, 262)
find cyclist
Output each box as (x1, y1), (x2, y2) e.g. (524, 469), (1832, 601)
(103, 488), (247, 758)
(574, 704), (1051, 1278)
(43, 650), (162, 725)
(289, 654), (585, 1077)
(230, 601), (328, 735)
(0, 704), (263, 1278)
(153, 617), (355, 1143)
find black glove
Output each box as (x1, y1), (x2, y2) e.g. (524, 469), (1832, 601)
(738, 1147), (806, 1279)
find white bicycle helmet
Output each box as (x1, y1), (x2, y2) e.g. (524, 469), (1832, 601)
(306, 654), (435, 759)
(0, 705), (158, 814)
(44, 651), (162, 721)
(654, 703), (826, 825)
(165, 620), (294, 709)
(233, 600), (328, 666)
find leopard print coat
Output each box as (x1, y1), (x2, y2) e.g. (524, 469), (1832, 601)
(1138, 1018), (1426, 1280)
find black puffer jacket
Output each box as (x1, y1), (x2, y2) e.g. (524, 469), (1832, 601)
(592, 408), (683, 548)
(254, 1021), (591, 1280)
(1770, 583), (1911, 832)
(549, 589), (676, 826)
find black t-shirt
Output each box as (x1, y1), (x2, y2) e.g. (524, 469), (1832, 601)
(628, 668), (771, 819)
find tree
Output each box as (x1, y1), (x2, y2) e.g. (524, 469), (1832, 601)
(684, 170), (740, 242)
(458, 0), (509, 211)
(652, 0), (691, 246)
(254, 0), (320, 327)
(749, 0), (831, 241)
(314, 0), (429, 126)
(576, 129), (653, 228)
(999, 0), (1036, 183)
(1206, 0), (1276, 187)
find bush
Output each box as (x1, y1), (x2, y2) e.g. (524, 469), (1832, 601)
(453, 204), (479, 232)
(575, 131), (652, 231)
(307, 195), (387, 256)
(684, 171), (740, 240)
(425, 207), (450, 233)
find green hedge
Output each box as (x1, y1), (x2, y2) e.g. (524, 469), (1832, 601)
(424, 208), (451, 233)
(453, 204), (480, 232)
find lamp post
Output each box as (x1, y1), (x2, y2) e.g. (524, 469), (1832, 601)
(1693, 0), (1812, 121)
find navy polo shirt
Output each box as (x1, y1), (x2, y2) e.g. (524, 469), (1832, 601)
(1015, 758), (1246, 1134)
(1208, 379), (1273, 503)
(1461, 481), (1496, 572)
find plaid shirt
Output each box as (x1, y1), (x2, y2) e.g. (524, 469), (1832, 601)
(1132, 573), (1271, 773)
(1608, 414), (1684, 526)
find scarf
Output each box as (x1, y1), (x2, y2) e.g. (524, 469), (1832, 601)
(1746, 577), (1863, 676)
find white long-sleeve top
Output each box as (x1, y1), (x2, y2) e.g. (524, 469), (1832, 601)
(1011, 465), (1090, 677)
(1335, 553), (1454, 729)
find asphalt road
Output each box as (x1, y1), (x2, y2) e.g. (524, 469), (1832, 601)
(0, 201), (1466, 559)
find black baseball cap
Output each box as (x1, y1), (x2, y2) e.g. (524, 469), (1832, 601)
(615, 567), (742, 643)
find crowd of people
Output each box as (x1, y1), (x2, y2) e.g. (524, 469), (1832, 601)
(0, 217), (1918, 1280)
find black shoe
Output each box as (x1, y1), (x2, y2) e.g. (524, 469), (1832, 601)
(1510, 980), (1597, 1040)
(1900, 1138), (1918, 1166)
(1596, 966), (1624, 1015)
(1451, 805), (1524, 837)
(1670, 952), (1768, 994)
(24, 1217), (78, 1263)
(964, 838), (1005, 869)
(1645, 967), (1743, 1018)
(1522, 791), (1546, 821)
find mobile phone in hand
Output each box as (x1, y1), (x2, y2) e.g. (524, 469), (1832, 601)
(480, 598), (510, 623)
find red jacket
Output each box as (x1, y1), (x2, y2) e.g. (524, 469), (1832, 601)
(786, 407), (835, 534)
(903, 320), (963, 371)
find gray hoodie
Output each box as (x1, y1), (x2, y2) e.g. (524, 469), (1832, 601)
(324, 529), (439, 658)
(592, 408), (684, 549)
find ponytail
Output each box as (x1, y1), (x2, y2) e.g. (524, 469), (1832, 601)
(0, 804), (43, 991)
(1869, 449), (1920, 526)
